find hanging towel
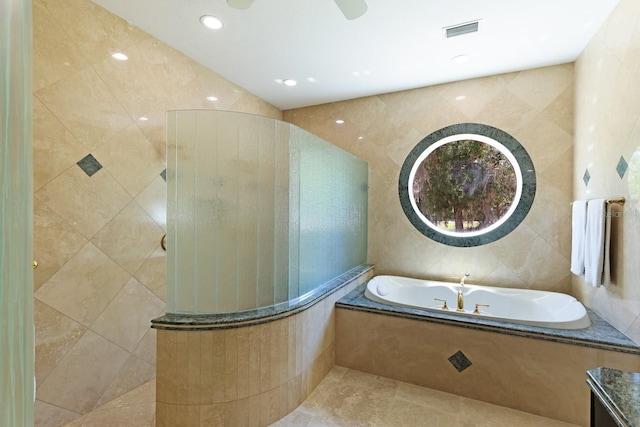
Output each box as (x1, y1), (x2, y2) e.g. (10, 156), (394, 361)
(584, 199), (607, 287)
(570, 200), (587, 275)
(602, 202), (612, 286)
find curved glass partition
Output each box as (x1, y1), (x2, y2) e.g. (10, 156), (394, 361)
(166, 111), (368, 314)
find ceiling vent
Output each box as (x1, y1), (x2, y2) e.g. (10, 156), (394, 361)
(445, 21), (479, 38)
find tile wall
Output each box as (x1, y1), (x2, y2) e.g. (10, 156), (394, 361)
(155, 270), (373, 426)
(336, 308), (640, 427)
(284, 64), (575, 293)
(31, 0), (281, 425)
(573, 0), (640, 344)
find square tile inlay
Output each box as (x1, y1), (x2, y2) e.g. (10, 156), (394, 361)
(617, 156), (628, 179)
(448, 350), (472, 373)
(77, 154), (102, 177)
(160, 169), (166, 182)
(583, 169), (591, 187)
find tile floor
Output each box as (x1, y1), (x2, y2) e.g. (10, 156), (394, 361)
(65, 367), (581, 427)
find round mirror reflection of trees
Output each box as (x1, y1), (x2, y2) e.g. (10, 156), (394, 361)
(413, 139), (517, 233)
(399, 123), (536, 247)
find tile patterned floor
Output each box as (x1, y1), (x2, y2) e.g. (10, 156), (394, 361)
(66, 367), (581, 427)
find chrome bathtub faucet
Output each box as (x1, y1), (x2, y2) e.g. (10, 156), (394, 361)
(457, 273), (470, 312)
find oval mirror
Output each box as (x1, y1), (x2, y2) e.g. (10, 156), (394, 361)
(399, 123), (536, 247)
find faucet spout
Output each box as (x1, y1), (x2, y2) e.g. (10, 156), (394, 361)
(457, 273), (469, 312)
(457, 289), (464, 312)
(460, 272), (470, 286)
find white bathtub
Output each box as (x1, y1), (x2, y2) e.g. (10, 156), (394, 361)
(364, 275), (591, 330)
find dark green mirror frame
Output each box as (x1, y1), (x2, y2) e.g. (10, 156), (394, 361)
(399, 123), (536, 247)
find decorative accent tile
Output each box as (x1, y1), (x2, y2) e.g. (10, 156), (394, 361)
(76, 154), (102, 177)
(448, 350), (472, 372)
(617, 156), (628, 179)
(583, 169), (591, 187)
(160, 169), (166, 182)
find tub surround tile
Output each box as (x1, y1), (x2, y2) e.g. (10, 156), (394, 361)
(448, 351), (472, 373)
(338, 284), (640, 354)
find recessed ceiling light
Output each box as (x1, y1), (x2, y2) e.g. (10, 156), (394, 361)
(283, 79), (298, 87)
(451, 54), (468, 64)
(207, 96), (218, 102)
(336, 119), (345, 124)
(200, 15), (223, 30)
(111, 52), (128, 61)
(138, 116), (149, 121)
(455, 95), (466, 101)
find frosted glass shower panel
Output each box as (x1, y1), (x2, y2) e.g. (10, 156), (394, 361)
(297, 130), (368, 296)
(166, 110), (368, 314)
(166, 111), (291, 313)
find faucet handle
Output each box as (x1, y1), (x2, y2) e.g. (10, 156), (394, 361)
(473, 303), (490, 314)
(434, 298), (449, 310)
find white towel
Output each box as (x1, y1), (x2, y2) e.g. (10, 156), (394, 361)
(570, 200), (587, 275)
(602, 202), (612, 286)
(584, 199), (608, 287)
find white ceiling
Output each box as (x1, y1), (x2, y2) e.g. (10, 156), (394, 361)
(92, 0), (620, 110)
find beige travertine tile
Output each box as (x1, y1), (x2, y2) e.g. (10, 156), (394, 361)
(34, 399), (80, 427)
(518, 117), (573, 173)
(32, 93), (88, 192)
(33, 200), (88, 291)
(35, 66), (132, 150)
(134, 247), (166, 302)
(35, 164), (132, 240)
(507, 65), (573, 112)
(93, 44), (171, 121)
(134, 328), (158, 366)
(441, 76), (504, 119)
(40, 0), (141, 64)
(36, 330), (130, 414)
(94, 354), (155, 409)
(473, 88), (539, 135)
(91, 278), (164, 352)
(134, 98), (175, 158)
(136, 175), (167, 230)
(34, 299), (86, 385)
(91, 201), (164, 275)
(35, 243), (130, 327)
(93, 124), (166, 197)
(32, 0), (89, 92)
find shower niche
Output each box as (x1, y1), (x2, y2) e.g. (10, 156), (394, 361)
(165, 110), (368, 315)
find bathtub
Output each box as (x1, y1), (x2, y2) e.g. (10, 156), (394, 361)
(364, 275), (591, 330)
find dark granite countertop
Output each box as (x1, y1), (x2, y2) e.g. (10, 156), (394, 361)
(337, 283), (640, 354)
(151, 264), (373, 330)
(587, 367), (640, 426)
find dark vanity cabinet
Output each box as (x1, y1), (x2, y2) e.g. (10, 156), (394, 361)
(587, 367), (640, 427)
